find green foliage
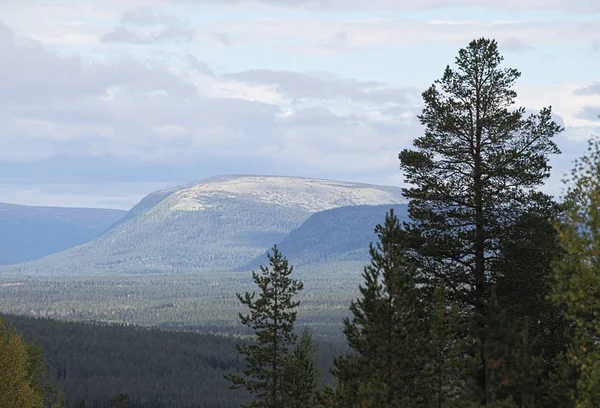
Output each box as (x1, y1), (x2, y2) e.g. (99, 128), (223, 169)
(226, 246), (306, 408)
(397, 37), (563, 403)
(423, 283), (479, 408)
(282, 327), (322, 407)
(552, 137), (600, 408)
(0, 315), (44, 408)
(333, 210), (436, 407)
(111, 393), (132, 408)
(5, 313), (251, 407)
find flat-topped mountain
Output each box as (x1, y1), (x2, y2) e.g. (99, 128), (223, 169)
(3, 175), (406, 277)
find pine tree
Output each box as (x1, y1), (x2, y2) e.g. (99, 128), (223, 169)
(332, 209), (432, 407)
(282, 327), (321, 407)
(225, 246), (304, 408)
(552, 137), (600, 407)
(397, 37), (563, 404)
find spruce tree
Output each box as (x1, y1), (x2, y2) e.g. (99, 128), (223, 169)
(398, 37), (563, 404)
(282, 327), (321, 407)
(552, 137), (600, 407)
(226, 246), (304, 408)
(332, 209), (433, 407)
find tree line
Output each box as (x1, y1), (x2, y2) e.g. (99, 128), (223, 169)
(223, 38), (600, 407)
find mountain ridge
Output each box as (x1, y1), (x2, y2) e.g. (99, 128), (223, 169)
(2, 175), (406, 277)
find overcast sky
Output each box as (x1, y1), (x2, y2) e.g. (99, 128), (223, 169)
(0, 0), (599, 209)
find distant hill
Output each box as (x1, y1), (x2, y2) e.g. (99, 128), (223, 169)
(237, 204), (409, 271)
(0, 202), (125, 265)
(2, 175), (406, 277)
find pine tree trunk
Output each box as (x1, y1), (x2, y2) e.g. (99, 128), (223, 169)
(474, 79), (488, 406)
(273, 292), (279, 408)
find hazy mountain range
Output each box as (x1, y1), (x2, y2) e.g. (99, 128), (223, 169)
(0, 202), (125, 266)
(1, 175), (407, 277)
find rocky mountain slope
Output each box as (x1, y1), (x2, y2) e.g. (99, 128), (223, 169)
(3, 175), (406, 277)
(0, 202), (125, 265)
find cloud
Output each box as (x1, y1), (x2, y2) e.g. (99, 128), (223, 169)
(500, 38), (535, 53)
(101, 6), (195, 44)
(226, 69), (417, 104)
(0, 19), (418, 179)
(574, 82), (600, 96)
(165, 0), (600, 12)
(576, 106), (600, 121)
(120, 6), (182, 26)
(211, 32), (234, 46)
(101, 25), (195, 44)
(198, 17), (600, 53)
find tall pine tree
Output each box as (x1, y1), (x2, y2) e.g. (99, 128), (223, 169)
(226, 246), (304, 408)
(398, 37), (563, 404)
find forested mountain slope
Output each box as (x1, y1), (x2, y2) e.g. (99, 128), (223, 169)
(238, 204), (409, 270)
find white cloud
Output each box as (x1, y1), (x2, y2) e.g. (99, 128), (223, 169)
(0, 20), (419, 174)
(165, 0), (600, 12)
(198, 18), (600, 51)
(101, 6), (196, 44)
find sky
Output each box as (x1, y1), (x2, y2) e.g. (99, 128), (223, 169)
(0, 0), (599, 209)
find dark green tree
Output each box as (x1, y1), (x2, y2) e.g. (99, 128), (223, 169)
(493, 208), (569, 406)
(398, 37), (563, 404)
(282, 327), (321, 407)
(225, 246), (304, 408)
(424, 282), (479, 408)
(109, 393), (131, 408)
(332, 209), (434, 407)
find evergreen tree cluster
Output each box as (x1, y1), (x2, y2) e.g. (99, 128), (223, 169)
(227, 38), (600, 407)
